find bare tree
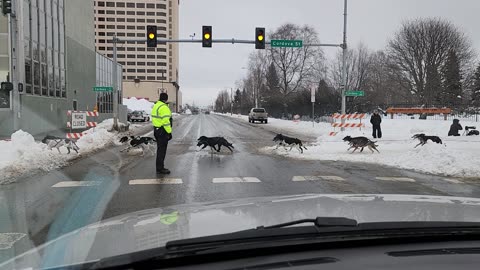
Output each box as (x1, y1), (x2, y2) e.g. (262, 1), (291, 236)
(387, 18), (475, 105)
(269, 24), (324, 110)
(330, 43), (373, 91)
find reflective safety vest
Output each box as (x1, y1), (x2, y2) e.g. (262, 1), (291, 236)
(151, 101), (172, 133)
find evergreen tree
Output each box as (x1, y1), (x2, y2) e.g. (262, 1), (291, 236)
(441, 50), (463, 106)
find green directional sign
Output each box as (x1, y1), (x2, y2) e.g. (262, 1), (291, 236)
(93, 86), (113, 92)
(271, 39), (303, 48)
(345, 90), (365, 97)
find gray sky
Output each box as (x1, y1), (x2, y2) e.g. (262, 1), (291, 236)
(179, 0), (480, 107)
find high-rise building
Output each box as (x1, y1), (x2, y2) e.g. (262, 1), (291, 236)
(93, 0), (181, 112)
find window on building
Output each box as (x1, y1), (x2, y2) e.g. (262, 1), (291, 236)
(117, 54), (125, 58)
(127, 25), (135, 30)
(157, 19), (166, 23)
(116, 2), (125, 7)
(137, 62), (145, 65)
(106, 2), (114, 7)
(106, 17), (115, 22)
(147, 76), (155, 80)
(98, 39), (106, 43)
(147, 19), (155, 23)
(157, 48), (167, 52)
(98, 10), (105, 14)
(127, 61), (135, 65)
(98, 32), (105, 36)
(157, 76), (165, 81)
(156, 4), (166, 9)
(156, 55), (166, 59)
(157, 69), (167, 74)
(99, 46), (105, 50)
(126, 3), (135, 8)
(159, 34), (167, 38)
(127, 18), (135, 23)
(117, 18), (125, 22)
(158, 26), (167, 31)
(126, 10), (135, 15)
(118, 61), (125, 65)
(127, 69), (135, 73)
(137, 55), (145, 59)
(157, 62), (167, 66)
(138, 76), (146, 80)
(157, 12), (167, 16)
(117, 32), (125, 36)
(98, 17), (105, 21)
(97, 1), (105, 7)
(106, 25), (115, 29)
(147, 69), (155, 73)
(106, 10), (115, 14)
(127, 76), (135, 80)
(127, 47), (135, 51)
(137, 18), (145, 23)
(136, 25), (144, 30)
(98, 25), (105, 29)
(137, 11), (145, 16)
(137, 47), (145, 51)
(127, 32), (135, 37)
(136, 33), (144, 37)
(117, 25), (125, 30)
(146, 11), (155, 16)
(116, 10), (125, 15)
(146, 3), (155, 9)
(147, 55), (155, 59)
(127, 54), (135, 59)
(136, 3), (145, 8)
(106, 32), (114, 36)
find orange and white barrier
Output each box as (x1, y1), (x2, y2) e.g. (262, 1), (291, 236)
(329, 132), (339, 136)
(66, 132), (87, 139)
(332, 123), (365, 128)
(67, 110), (99, 117)
(333, 113), (366, 119)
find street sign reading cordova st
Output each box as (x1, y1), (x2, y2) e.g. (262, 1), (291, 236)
(93, 86), (113, 92)
(271, 40), (303, 48)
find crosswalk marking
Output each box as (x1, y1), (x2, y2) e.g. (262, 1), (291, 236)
(0, 233), (27, 250)
(375, 177), (416, 182)
(52, 181), (100, 188)
(129, 178), (183, 185)
(292, 176), (345, 181)
(212, 177), (261, 183)
(443, 178), (463, 184)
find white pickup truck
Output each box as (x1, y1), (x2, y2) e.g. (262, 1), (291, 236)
(248, 108), (268, 124)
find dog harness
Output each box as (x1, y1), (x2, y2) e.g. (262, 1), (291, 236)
(151, 101), (172, 133)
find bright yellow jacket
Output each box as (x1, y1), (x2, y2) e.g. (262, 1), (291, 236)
(151, 101), (172, 133)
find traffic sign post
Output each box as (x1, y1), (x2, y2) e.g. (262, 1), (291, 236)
(345, 90), (364, 97)
(93, 86), (113, 92)
(271, 40), (303, 48)
(71, 112), (87, 129)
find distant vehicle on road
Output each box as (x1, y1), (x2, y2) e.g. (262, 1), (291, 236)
(204, 110), (210, 115)
(127, 109), (133, 122)
(130, 110), (150, 122)
(249, 108), (268, 123)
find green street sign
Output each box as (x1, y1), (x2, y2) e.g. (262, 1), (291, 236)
(345, 90), (365, 97)
(93, 86), (113, 92)
(271, 40), (303, 48)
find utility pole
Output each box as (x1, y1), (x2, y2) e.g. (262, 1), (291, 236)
(7, 1), (20, 131)
(230, 88), (233, 115)
(340, 0), (348, 130)
(112, 34), (119, 130)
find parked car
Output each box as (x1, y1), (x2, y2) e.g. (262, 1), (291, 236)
(127, 109), (133, 122)
(130, 110), (150, 122)
(249, 108), (268, 123)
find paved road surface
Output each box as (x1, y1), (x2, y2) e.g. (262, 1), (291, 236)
(2, 113), (480, 260)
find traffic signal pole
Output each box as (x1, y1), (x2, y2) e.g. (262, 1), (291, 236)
(112, 34), (119, 130)
(341, 0), (348, 130)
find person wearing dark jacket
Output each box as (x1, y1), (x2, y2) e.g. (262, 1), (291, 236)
(370, 110), (382, 139)
(448, 119), (462, 136)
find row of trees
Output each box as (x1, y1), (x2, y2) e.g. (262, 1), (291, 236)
(215, 18), (480, 118)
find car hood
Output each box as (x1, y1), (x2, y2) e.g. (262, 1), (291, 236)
(4, 193), (480, 269)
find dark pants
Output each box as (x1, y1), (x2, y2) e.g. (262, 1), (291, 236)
(154, 127), (169, 171)
(372, 125), (382, 139)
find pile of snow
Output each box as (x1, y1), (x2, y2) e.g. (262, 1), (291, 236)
(0, 119), (135, 184)
(218, 113), (480, 178)
(123, 97), (154, 112)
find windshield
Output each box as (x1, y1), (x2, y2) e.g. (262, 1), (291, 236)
(1, 0), (480, 269)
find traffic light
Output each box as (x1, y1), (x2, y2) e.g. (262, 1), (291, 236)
(202, 26), (212, 48)
(146, 25), (157, 47)
(2, 0), (12, 15)
(255, 27), (265, 49)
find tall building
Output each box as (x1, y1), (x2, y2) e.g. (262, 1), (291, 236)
(93, 0), (181, 112)
(0, 0), (127, 137)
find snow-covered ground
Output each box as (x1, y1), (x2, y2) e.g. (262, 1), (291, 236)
(123, 97), (154, 112)
(0, 119), (136, 184)
(219, 113), (480, 178)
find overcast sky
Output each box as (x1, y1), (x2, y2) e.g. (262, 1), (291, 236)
(179, 0), (480, 107)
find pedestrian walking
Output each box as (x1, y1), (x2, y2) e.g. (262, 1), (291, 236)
(370, 110), (382, 139)
(448, 119), (462, 136)
(151, 93), (173, 174)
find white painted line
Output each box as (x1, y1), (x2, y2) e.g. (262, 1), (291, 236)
(375, 177), (416, 183)
(292, 176), (345, 182)
(443, 178), (463, 184)
(212, 177), (261, 183)
(0, 233), (27, 250)
(52, 181), (100, 188)
(129, 178), (183, 185)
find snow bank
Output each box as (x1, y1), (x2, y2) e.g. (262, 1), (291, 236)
(123, 97), (154, 112)
(218, 113), (480, 177)
(0, 119), (134, 184)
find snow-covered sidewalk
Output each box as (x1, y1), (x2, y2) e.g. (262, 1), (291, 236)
(218, 113), (480, 178)
(0, 119), (140, 184)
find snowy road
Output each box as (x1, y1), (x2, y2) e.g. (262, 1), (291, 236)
(2, 113), (480, 259)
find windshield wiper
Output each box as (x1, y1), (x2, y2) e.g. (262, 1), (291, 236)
(255, 217), (358, 229)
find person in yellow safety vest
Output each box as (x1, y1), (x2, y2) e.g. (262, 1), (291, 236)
(151, 92), (173, 174)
